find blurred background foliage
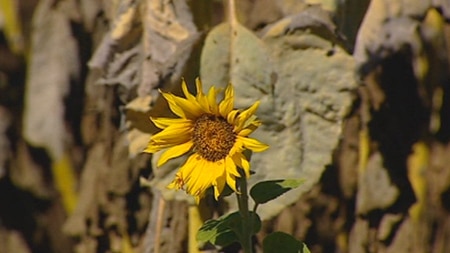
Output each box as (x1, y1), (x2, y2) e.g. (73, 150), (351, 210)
(1, 0), (450, 253)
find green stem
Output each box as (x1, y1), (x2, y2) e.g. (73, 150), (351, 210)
(236, 168), (253, 253)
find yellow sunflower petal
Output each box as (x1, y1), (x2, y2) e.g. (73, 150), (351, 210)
(150, 122), (193, 143)
(218, 84), (234, 117)
(213, 173), (226, 200)
(227, 109), (240, 125)
(226, 173), (238, 193)
(178, 154), (199, 182)
(181, 78), (197, 102)
(194, 79), (211, 113)
(181, 155), (210, 195)
(161, 91), (186, 118)
(206, 86), (219, 114)
(157, 141), (193, 167)
(226, 156), (240, 177)
(150, 117), (192, 130)
(238, 120), (261, 137)
(224, 83), (234, 101)
(238, 136), (269, 152)
(195, 78), (204, 97)
(162, 92), (203, 119)
(167, 172), (184, 190)
(219, 98), (233, 118)
(231, 153), (250, 177)
(186, 164), (211, 196)
(236, 101), (260, 131)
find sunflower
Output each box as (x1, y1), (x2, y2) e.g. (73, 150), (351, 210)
(145, 78), (268, 201)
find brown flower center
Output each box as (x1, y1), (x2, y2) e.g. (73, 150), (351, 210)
(192, 114), (236, 162)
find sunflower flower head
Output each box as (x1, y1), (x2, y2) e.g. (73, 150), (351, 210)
(145, 78), (268, 202)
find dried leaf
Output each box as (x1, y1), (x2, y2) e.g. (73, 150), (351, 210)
(89, 0), (199, 161)
(89, 0), (198, 97)
(138, 0), (199, 96)
(200, 21), (275, 108)
(261, 5), (338, 40)
(200, 13), (357, 220)
(352, 0), (444, 71)
(356, 153), (400, 214)
(23, 0), (80, 159)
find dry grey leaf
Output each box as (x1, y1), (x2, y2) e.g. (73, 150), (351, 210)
(352, 0), (442, 70)
(260, 5), (338, 40)
(89, 0), (198, 97)
(356, 153), (400, 214)
(23, 0), (80, 159)
(246, 29), (356, 220)
(89, 0), (199, 161)
(138, 0), (199, 96)
(201, 21), (275, 109)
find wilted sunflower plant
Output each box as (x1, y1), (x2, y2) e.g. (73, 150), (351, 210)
(145, 79), (309, 253)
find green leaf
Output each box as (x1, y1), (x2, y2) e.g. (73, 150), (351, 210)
(263, 232), (310, 253)
(250, 179), (305, 205)
(196, 213), (238, 247)
(196, 211), (262, 247)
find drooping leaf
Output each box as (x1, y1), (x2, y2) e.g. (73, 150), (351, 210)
(200, 6), (358, 220)
(263, 232), (310, 253)
(250, 179), (305, 205)
(200, 21), (274, 108)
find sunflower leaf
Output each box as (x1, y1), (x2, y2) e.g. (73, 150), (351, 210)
(197, 212), (239, 247)
(263, 232), (310, 253)
(197, 211), (261, 247)
(250, 179), (305, 205)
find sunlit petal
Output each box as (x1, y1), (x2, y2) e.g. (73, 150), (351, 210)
(207, 86), (218, 114)
(235, 101), (260, 132)
(150, 117), (192, 130)
(231, 152), (250, 178)
(238, 136), (269, 152)
(162, 92), (203, 119)
(238, 120), (261, 136)
(213, 172), (226, 200)
(157, 141), (193, 167)
(226, 172), (238, 193)
(181, 78), (197, 102)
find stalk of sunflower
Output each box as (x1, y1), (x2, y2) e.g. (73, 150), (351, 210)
(145, 78), (268, 202)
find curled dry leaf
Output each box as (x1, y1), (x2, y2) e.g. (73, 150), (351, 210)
(89, 0), (198, 96)
(88, 0), (199, 159)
